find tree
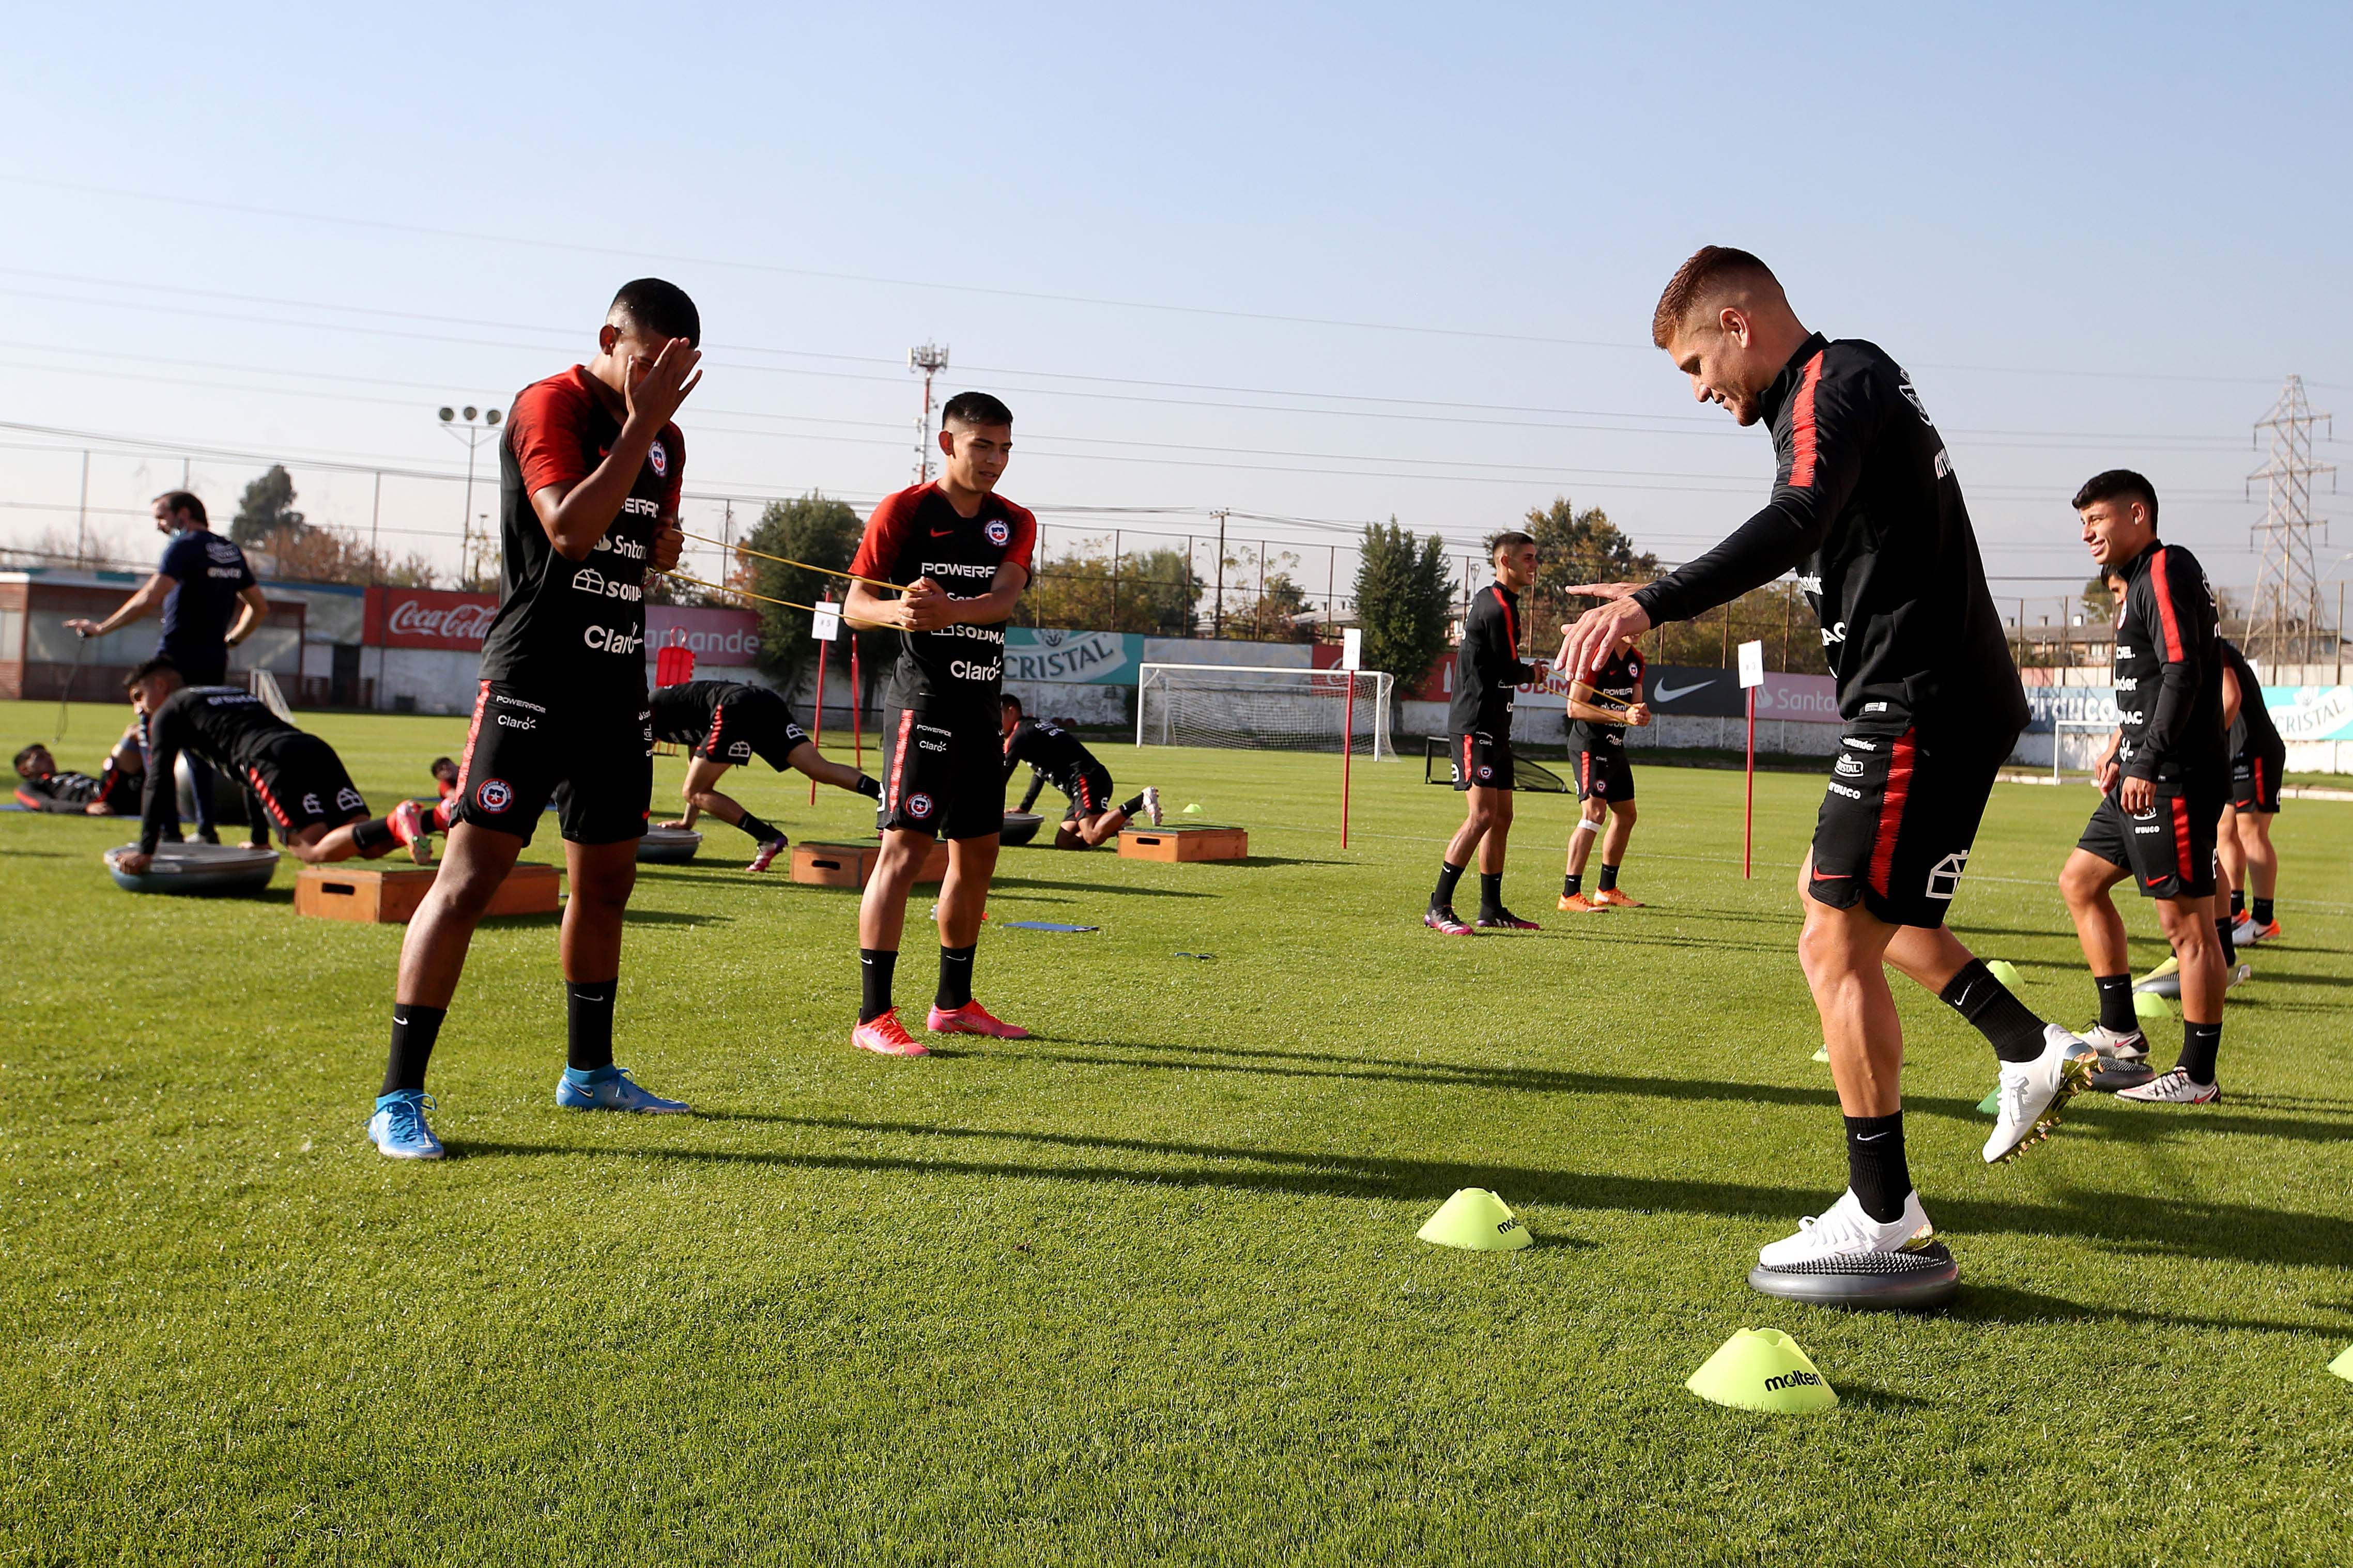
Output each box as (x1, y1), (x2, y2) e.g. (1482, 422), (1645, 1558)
(1352, 520), (1454, 711)
(741, 492), (870, 694)
(1023, 544), (1203, 633)
(1228, 570), (1312, 642)
(230, 465), (304, 546)
(2080, 575), (2116, 626)
(1520, 495), (1657, 651)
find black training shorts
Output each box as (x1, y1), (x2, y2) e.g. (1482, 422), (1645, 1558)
(694, 689), (811, 772)
(878, 703), (1006, 841)
(2231, 739), (2285, 815)
(245, 734), (368, 838)
(1573, 743), (1634, 804)
(2077, 776), (2224, 900)
(1450, 729), (1514, 792)
(1808, 720), (2012, 928)
(1062, 764), (1117, 820)
(451, 679), (652, 846)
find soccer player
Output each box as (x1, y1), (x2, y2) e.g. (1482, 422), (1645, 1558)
(1428, 531), (1541, 934)
(1556, 636), (1652, 912)
(12, 732), (143, 814)
(840, 392), (1037, 1057)
(1000, 694), (1160, 848)
(2058, 471), (2232, 1106)
(367, 280), (701, 1160)
(650, 678), (881, 868)
(65, 491), (270, 843)
(113, 659), (428, 871)
(1560, 247), (2096, 1277)
(2217, 635), (2285, 946)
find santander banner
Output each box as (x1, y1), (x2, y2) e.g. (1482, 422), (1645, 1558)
(365, 586), (499, 650)
(646, 605), (761, 663)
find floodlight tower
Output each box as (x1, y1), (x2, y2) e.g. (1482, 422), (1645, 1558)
(2244, 376), (2334, 665)
(438, 404), (504, 583)
(909, 343), (949, 483)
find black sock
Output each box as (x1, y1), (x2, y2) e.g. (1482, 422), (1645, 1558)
(2214, 915), (2237, 967)
(1939, 959), (2048, 1063)
(737, 811), (780, 844)
(1597, 862), (1620, 893)
(2178, 1020), (2223, 1085)
(936, 944), (976, 1011)
(1844, 1112), (1910, 1223)
(2229, 888), (2245, 917)
(349, 816), (396, 852)
(1477, 872), (1504, 918)
(1562, 871), (1581, 897)
(1118, 793), (1145, 817)
(859, 948), (898, 1023)
(2095, 973), (2136, 1035)
(381, 1003), (447, 1096)
(2253, 896), (2273, 926)
(565, 980), (617, 1072)
(1432, 860), (1466, 910)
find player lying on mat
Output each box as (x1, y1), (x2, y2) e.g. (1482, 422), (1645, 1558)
(650, 678), (881, 870)
(1556, 635), (1652, 913)
(1000, 694), (1160, 847)
(115, 658), (431, 872)
(14, 732), (144, 815)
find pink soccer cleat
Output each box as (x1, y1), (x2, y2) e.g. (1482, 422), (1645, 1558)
(926, 999), (1032, 1039)
(852, 1010), (929, 1057)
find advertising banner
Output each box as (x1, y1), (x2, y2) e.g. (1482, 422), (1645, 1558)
(364, 586), (499, 650)
(647, 605), (761, 663)
(2262, 685), (2353, 742)
(1006, 627), (1142, 684)
(1497, 661), (1844, 721)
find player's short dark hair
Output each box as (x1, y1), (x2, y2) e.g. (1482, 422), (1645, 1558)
(154, 490), (207, 526)
(1652, 246), (1782, 348)
(608, 278), (701, 347)
(124, 657), (182, 692)
(13, 744), (46, 773)
(2071, 469), (2158, 527)
(1485, 530), (1534, 560)
(942, 391), (1013, 428)
(1000, 692), (1024, 716)
(429, 755), (457, 778)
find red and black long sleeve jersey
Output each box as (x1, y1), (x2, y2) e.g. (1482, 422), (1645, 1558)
(137, 686), (298, 853)
(2112, 540), (2225, 784)
(1447, 583), (1532, 735)
(1632, 334), (2026, 735)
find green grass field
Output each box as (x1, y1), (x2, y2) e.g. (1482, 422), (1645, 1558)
(4, 697), (2350, 1566)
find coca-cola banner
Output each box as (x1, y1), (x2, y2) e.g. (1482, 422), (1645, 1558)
(365, 586), (500, 649)
(645, 605), (761, 663)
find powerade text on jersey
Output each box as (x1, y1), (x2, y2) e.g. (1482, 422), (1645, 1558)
(849, 482), (1037, 712)
(476, 366), (683, 700)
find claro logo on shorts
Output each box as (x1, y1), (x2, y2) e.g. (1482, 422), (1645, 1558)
(498, 713), (536, 729)
(475, 778), (514, 812)
(950, 659), (1001, 681)
(583, 625), (645, 654)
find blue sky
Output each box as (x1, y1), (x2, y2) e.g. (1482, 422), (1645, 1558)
(4, 3), (2348, 617)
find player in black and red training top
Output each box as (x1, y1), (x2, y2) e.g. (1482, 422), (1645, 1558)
(1556, 638), (1653, 912)
(1428, 531), (1541, 935)
(113, 659), (428, 869)
(13, 732), (143, 815)
(999, 693), (1161, 848)
(840, 392), (1038, 1058)
(1560, 248), (2094, 1288)
(2058, 471), (2233, 1107)
(366, 280), (700, 1162)
(2216, 635), (2286, 948)
(649, 679), (880, 869)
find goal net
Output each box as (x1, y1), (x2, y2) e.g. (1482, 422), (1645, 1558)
(1136, 663), (1394, 758)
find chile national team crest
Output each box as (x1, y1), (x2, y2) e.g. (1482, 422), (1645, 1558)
(649, 440), (669, 479)
(985, 519), (1010, 547)
(906, 792), (936, 820)
(476, 778), (514, 813)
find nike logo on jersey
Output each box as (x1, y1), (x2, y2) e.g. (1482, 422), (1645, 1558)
(929, 527), (955, 537)
(1651, 678), (1715, 703)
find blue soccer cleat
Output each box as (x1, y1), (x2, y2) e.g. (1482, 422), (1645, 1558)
(556, 1065), (691, 1114)
(368, 1090), (445, 1160)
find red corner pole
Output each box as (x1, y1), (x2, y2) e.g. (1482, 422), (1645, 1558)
(1340, 671), (1356, 848)
(808, 626), (830, 807)
(1743, 685), (1757, 879)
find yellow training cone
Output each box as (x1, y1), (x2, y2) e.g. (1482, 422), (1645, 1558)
(1417, 1188), (1532, 1251)
(2133, 990), (2172, 1025)
(1985, 958), (2025, 990)
(1810, 1045), (1832, 1063)
(1686, 1328), (1839, 1414)
(2330, 1344), (2353, 1384)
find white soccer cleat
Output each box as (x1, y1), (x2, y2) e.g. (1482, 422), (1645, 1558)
(1982, 1025), (2095, 1163)
(1141, 785), (1163, 826)
(2227, 960), (2254, 989)
(2116, 1066), (2219, 1106)
(2079, 1023), (2149, 1062)
(1758, 1188), (1934, 1269)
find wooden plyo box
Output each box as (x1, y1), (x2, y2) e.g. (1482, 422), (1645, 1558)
(790, 838), (952, 888)
(1118, 825), (1249, 862)
(294, 861), (562, 924)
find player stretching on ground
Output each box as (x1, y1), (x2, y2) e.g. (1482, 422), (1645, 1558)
(1561, 248), (2095, 1282)
(367, 280), (700, 1160)
(841, 392), (1037, 1057)
(2217, 635), (2285, 947)
(1001, 694), (1160, 847)
(650, 678), (881, 868)
(13, 733), (142, 815)
(115, 660), (428, 870)
(1428, 531), (1541, 934)
(1557, 636), (1652, 912)
(2058, 471), (2231, 1105)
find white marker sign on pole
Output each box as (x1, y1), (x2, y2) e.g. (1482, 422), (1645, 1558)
(811, 605), (842, 642)
(1737, 639), (1765, 689)
(1341, 627), (1363, 672)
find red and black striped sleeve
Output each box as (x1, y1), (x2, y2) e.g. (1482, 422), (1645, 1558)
(848, 490), (919, 585)
(2126, 545), (2214, 782)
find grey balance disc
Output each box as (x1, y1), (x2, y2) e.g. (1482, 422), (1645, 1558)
(106, 841), (280, 896)
(999, 811), (1044, 847)
(637, 827), (703, 864)
(1748, 1241), (1960, 1311)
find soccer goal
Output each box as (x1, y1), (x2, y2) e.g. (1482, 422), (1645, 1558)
(2051, 719), (2116, 783)
(1136, 663), (1394, 758)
